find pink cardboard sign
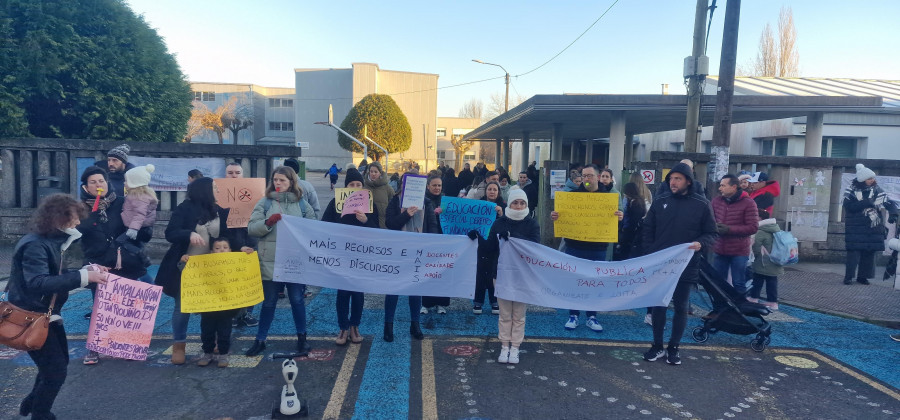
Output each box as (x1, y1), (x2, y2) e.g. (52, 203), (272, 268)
(86, 274), (163, 361)
(341, 189), (372, 216)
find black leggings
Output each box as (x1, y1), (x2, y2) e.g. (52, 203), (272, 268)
(651, 282), (693, 348)
(23, 322), (69, 419)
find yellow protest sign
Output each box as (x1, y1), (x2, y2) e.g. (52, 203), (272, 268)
(553, 191), (619, 242)
(214, 178), (266, 228)
(334, 188), (373, 213)
(180, 251), (264, 313)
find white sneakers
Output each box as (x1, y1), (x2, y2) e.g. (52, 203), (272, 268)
(498, 346), (510, 363)
(644, 313), (653, 326)
(498, 346), (520, 364)
(586, 316), (603, 332)
(564, 315), (578, 330)
(437, 306), (447, 314)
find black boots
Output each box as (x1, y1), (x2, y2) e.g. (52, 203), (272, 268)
(410, 322), (424, 340)
(297, 333), (311, 356)
(245, 339), (266, 356)
(383, 322), (394, 342)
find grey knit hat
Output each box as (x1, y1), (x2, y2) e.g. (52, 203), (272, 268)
(107, 144), (130, 163)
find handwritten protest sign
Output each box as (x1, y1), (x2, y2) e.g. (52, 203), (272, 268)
(334, 188), (373, 213)
(496, 239), (694, 311)
(553, 191), (619, 242)
(180, 251), (264, 313)
(214, 177), (266, 228)
(274, 215), (477, 297)
(400, 174), (428, 209)
(341, 189), (372, 216)
(439, 196), (497, 237)
(86, 275), (162, 360)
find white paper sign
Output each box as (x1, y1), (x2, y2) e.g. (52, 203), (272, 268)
(400, 174), (429, 209)
(129, 157), (227, 192)
(550, 170), (567, 199)
(274, 215), (478, 297)
(496, 239), (694, 311)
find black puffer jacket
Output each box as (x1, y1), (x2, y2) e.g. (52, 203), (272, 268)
(843, 181), (899, 251)
(8, 233), (83, 315)
(385, 194), (440, 233)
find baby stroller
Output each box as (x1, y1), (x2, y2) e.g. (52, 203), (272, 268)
(691, 257), (773, 352)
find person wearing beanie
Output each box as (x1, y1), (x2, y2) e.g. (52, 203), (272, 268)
(321, 167), (378, 345)
(842, 164), (899, 285)
(474, 185), (540, 364)
(118, 165), (158, 248)
(641, 162), (718, 365)
(93, 143), (135, 197)
(283, 158), (321, 216)
(550, 164), (624, 333)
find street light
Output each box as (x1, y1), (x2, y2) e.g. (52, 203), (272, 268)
(472, 59), (510, 112)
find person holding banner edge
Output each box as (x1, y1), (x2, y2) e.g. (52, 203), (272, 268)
(421, 171), (451, 314)
(244, 166), (317, 357)
(550, 164), (624, 333)
(641, 162), (717, 365)
(473, 181), (507, 314)
(322, 168), (379, 345)
(383, 173), (441, 341)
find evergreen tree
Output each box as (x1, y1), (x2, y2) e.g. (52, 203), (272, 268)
(338, 94), (412, 161)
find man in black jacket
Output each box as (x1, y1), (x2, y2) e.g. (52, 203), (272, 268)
(641, 162), (717, 366)
(93, 144), (135, 197)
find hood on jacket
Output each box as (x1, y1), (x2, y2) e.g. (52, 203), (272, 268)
(666, 163), (695, 186)
(758, 218), (780, 232)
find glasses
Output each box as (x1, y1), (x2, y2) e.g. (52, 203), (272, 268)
(581, 173), (597, 178)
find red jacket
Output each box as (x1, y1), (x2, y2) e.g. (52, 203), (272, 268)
(748, 180), (780, 214)
(712, 191), (759, 256)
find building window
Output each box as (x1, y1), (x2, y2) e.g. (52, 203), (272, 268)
(436, 128), (446, 137)
(268, 98), (294, 107)
(761, 138), (788, 156)
(192, 91), (215, 101)
(269, 122), (294, 131)
(436, 150), (446, 160)
(822, 137), (858, 158)
(774, 138), (788, 156)
(463, 152), (476, 161)
(671, 142), (684, 152)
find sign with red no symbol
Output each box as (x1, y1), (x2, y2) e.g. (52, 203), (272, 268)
(641, 170), (655, 184)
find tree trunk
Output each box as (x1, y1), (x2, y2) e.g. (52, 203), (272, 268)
(230, 128), (239, 145)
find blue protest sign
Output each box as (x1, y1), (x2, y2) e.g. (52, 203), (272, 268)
(439, 196), (497, 237)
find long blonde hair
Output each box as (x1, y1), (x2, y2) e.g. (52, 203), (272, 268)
(127, 185), (158, 205)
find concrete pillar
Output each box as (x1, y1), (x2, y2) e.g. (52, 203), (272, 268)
(585, 139), (594, 165)
(521, 131), (530, 173)
(36, 151), (51, 178)
(54, 152), (69, 194)
(0, 149), (15, 208)
(20, 150), (33, 208)
(609, 111), (626, 185)
(805, 112), (825, 157)
(624, 134), (634, 167)
(569, 140), (578, 163)
(495, 139), (502, 168)
(256, 158), (268, 178)
(160, 191), (172, 211)
(502, 137), (511, 169)
(551, 123), (564, 160)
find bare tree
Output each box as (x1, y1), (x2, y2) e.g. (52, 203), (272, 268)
(183, 101), (206, 143)
(221, 97), (254, 145)
(748, 6), (799, 77)
(777, 6), (799, 77)
(450, 134), (473, 171)
(458, 98), (483, 122)
(483, 92), (526, 122)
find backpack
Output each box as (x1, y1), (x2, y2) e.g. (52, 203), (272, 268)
(768, 230), (799, 266)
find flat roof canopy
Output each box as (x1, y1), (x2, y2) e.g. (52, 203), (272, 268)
(462, 94), (885, 142)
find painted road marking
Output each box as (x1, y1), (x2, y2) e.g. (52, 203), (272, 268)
(323, 342), (360, 419)
(421, 339), (438, 420)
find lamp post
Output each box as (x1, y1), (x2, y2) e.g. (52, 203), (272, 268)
(472, 59), (509, 112)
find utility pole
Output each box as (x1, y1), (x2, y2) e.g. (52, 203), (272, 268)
(684, 0), (710, 153)
(710, 0), (741, 186)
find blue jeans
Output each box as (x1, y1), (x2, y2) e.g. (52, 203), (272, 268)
(385, 295), (421, 322)
(336, 290), (364, 330)
(713, 254), (750, 294)
(565, 246), (608, 318)
(172, 296), (191, 342)
(256, 281), (307, 341)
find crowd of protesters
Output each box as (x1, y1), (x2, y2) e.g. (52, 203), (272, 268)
(10, 144), (900, 417)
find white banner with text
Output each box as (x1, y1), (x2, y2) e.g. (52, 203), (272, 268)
(496, 239), (694, 311)
(273, 215), (478, 297)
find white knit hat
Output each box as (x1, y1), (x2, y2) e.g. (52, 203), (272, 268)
(125, 164), (155, 188)
(507, 186), (528, 206)
(856, 163), (876, 182)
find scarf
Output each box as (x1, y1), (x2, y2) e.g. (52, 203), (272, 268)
(846, 184), (889, 228)
(83, 191), (118, 223)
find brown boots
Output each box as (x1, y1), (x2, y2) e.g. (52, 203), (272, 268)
(171, 342), (186, 365)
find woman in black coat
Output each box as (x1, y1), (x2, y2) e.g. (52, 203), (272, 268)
(473, 181), (507, 314)
(842, 164), (899, 285)
(9, 194), (108, 419)
(615, 182), (647, 261)
(155, 177), (239, 365)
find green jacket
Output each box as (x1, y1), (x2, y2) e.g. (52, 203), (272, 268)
(751, 219), (784, 276)
(248, 191), (316, 281)
(365, 174), (394, 229)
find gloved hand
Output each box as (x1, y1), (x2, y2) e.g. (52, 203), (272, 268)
(890, 214), (898, 224)
(716, 223), (730, 234)
(265, 213), (283, 227)
(498, 231), (510, 241)
(125, 228), (138, 240)
(467, 230), (481, 241)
